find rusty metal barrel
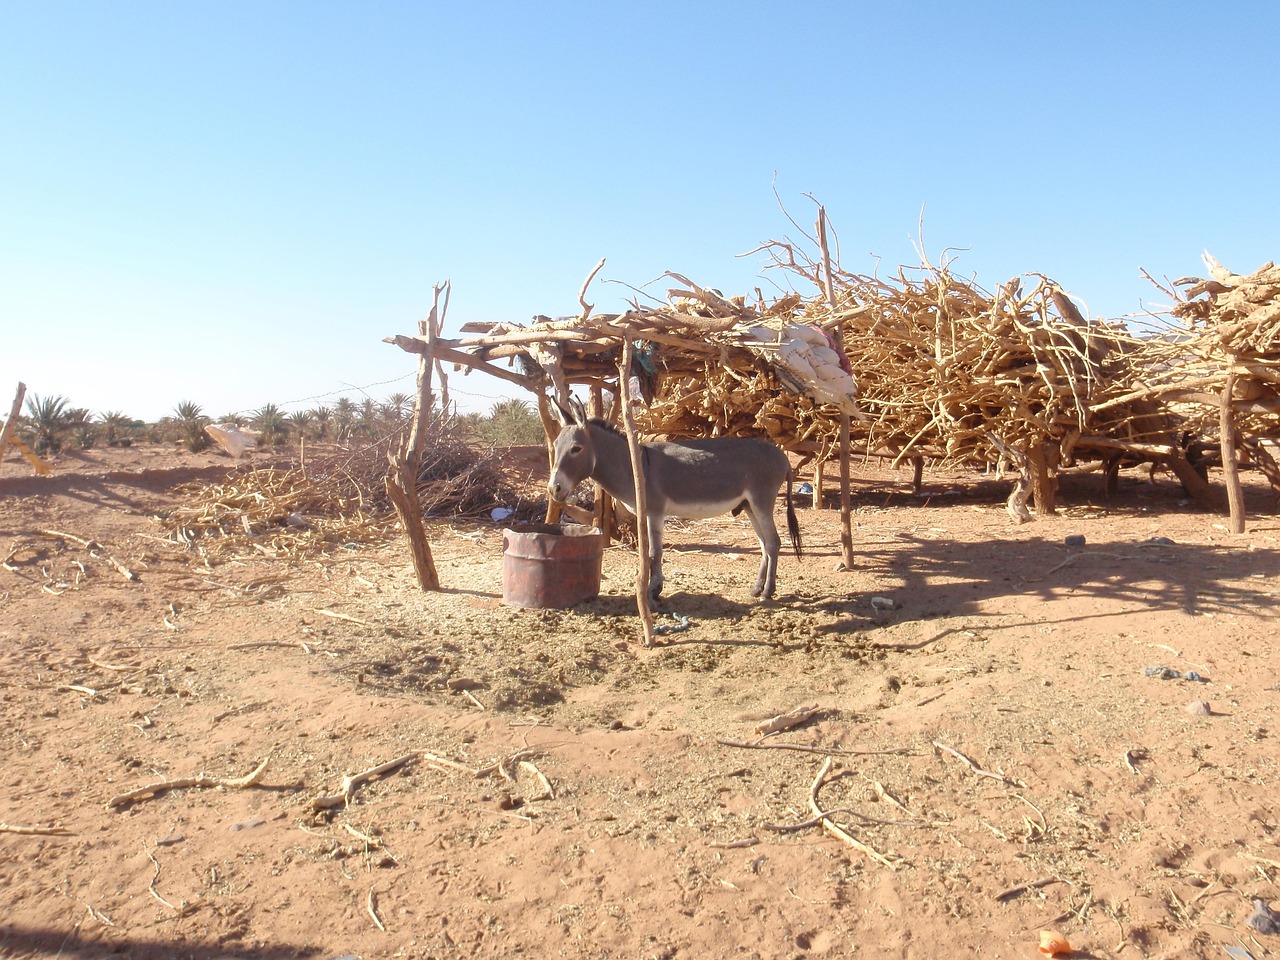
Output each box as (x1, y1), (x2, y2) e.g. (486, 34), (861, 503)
(501, 524), (606, 609)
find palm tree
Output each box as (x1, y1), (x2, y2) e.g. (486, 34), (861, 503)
(66, 407), (95, 448)
(383, 392), (413, 424)
(99, 410), (132, 447)
(173, 401), (211, 452)
(287, 409), (315, 440)
(310, 405), (333, 440)
(252, 403), (288, 446)
(359, 397), (379, 438)
(487, 398), (543, 445)
(333, 397), (357, 443)
(24, 394), (71, 454)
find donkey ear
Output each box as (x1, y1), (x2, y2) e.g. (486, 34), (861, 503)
(569, 397), (588, 425)
(551, 397), (574, 427)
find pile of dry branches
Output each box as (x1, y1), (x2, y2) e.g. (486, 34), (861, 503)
(399, 233), (1280, 530)
(1141, 253), (1280, 486)
(157, 422), (527, 562)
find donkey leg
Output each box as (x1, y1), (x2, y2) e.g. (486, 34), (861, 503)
(646, 514), (665, 600)
(744, 503), (782, 598)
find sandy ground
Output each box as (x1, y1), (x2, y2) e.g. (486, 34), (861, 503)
(2, 442), (1280, 960)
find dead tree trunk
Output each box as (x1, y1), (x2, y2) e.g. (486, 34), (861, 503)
(0, 382), (26, 461)
(1220, 370), (1246, 533)
(385, 285), (449, 591)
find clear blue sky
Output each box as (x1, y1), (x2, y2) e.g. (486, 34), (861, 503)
(3, 1), (1278, 421)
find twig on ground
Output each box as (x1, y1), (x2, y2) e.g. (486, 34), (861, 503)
(0, 821), (74, 836)
(108, 756), (271, 810)
(764, 807), (929, 833)
(312, 754), (418, 810)
(60, 684), (102, 697)
(367, 886), (386, 932)
(144, 844), (190, 915)
(995, 877), (1067, 902)
(341, 822), (383, 847)
(755, 704), (820, 735)
(709, 837), (760, 849)
(717, 737), (915, 757)
(313, 749), (477, 810)
(932, 741), (1025, 787)
(808, 758), (899, 869)
(421, 750), (478, 776)
(315, 608), (370, 626)
(226, 640), (311, 652)
(519, 760), (555, 801)
(475, 749), (541, 779)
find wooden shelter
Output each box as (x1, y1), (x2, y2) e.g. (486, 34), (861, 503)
(385, 227), (1280, 617)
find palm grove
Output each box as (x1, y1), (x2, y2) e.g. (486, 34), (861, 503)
(11, 393), (545, 455)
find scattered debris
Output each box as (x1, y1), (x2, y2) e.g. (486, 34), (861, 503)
(1246, 899), (1280, 936)
(1144, 665), (1209, 683)
(1037, 929), (1072, 957)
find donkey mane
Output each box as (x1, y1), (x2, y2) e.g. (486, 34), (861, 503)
(585, 417), (624, 437)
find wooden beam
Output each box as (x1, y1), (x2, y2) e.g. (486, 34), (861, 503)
(1221, 369), (1245, 533)
(618, 339), (656, 647)
(816, 206), (856, 569)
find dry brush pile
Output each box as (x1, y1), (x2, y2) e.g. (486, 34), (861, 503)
(438, 238), (1280, 518)
(156, 421), (532, 563)
(1141, 255), (1280, 483)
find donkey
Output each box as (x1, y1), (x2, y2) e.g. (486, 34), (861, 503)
(548, 398), (801, 601)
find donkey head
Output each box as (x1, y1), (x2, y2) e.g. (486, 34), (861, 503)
(548, 397), (595, 502)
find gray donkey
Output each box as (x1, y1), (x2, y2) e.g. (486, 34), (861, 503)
(548, 398), (801, 600)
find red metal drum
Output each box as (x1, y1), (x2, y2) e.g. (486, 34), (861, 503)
(501, 524), (605, 609)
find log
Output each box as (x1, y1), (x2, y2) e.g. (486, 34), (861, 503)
(618, 339), (656, 647)
(1220, 370), (1246, 533)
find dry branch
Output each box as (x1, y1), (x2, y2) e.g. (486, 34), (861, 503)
(312, 749), (477, 810)
(808, 757), (899, 869)
(755, 703), (821, 735)
(0, 821), (74, 836)
(107, 756), (271, 810)
(932, 741), (1025, 787)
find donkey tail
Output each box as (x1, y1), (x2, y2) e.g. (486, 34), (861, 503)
(786, 472), (802, 557)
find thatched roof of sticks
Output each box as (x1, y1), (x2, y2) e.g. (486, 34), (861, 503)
(1119, 254), (1280, 490)
(389, 240), (1280, 523)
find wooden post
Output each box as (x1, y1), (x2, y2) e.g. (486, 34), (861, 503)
(816, 206), (856, 569)
(618, 338), (656, 647)
(812, 459), (824, 509)
(385, 285), (446, 591)
(589, 384), (613, 544)
(1027, 443), (1056, 516)
(838, 412), (854, 566)
(0, 382), (27, 462)
(537, 393), (564, 525)
(1221, 369), (1246, 533)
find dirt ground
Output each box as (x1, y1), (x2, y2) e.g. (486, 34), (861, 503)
(3, 441), (1280, 960)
